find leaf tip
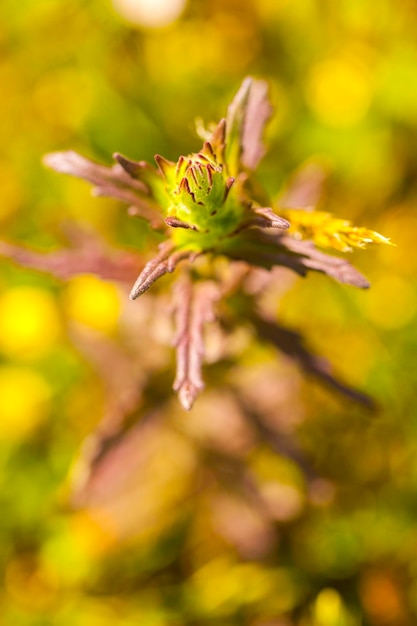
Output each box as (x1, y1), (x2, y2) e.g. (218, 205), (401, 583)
(42, 150), (76, 173)
(178, 383), (198, 411)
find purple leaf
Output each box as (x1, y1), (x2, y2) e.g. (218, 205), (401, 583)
(0, 227), (142, 283)
(235, 206), (290, 233)
(225, 77), (252, 175)
(281, 236), (370, 288)
(129, 241), (200, 300)
(223, 231), (370, 289)
(225, 77), (273, 174)
(173, 276), (220, 410)
(43, 151), (164, 228)
(251, 314), (375, 408)
(240, 79), (273, 171)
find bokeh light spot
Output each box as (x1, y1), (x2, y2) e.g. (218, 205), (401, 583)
(113, 0), (187, 28)
(365, 273), (417, 329)
(0, 286), (61, 358)
(32, 69), (93, 131)
(69, 511), (118, 557)
(5, 557), (58, 611)
(314, 588), (344, 625)
(0, 162), (21, 222)
(360, 571), (405, 624)
(306, 56), (373, 126)
(261, 482), (304, 521)
(63, 275), (121, 333)
(0, 366), (50, 440)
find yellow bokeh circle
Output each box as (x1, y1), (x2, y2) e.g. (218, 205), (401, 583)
(314, 588), (344, 626)
(113, 0), (187, 28)
(63, 275), (121, 333)
(0, 366), (50, 440)
(0, 162), (21, 222)
(306, 56), (373, 127)
(0, 286), (61, 358)
(365, 274), (417, 329)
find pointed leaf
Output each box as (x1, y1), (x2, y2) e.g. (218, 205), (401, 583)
(251, 313), (375, 408)
(236, 206), (290, 233)
(240, 79), (273, 170)
(129, 241), (199, 300)
(281, 236), (371, 287)
(222, 231), (370, 288)
(225, 77), (273, 175)
(225, 77), (252, 175)
(0, 227), (142, 283)
(44, 151), (164, 227)
(173, 277), (220, 410)
(43, 150), (146, 192)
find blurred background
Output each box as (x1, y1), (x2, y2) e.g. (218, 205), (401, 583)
(1, 0), (417, 624)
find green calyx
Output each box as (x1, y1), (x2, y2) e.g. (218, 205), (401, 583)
(154, 142), (245, 251)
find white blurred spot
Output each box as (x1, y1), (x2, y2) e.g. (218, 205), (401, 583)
(113, 0), (187, 28)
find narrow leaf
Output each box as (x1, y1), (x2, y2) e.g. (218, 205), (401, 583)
(44, 151), (164, 227)
(240, 79), (273, 171)
(225, 77), (273, 175)
(173, 277), (220, 410)
(0, 228), (142, 283)
(129, 242), (199, 300)
(222, 231), (370, 289)
(237, 206), (290, 232)
(225, 77), (252, 175)
(281, 236), (371, 287)
(251, 314), (375, 408)
(43, 150), (147, 192)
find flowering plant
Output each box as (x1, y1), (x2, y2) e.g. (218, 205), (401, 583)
(1, 77), (390, 412)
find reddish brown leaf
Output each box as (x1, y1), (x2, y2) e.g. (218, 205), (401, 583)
(235, 206), (290, 233)
(43, 151), (164, 228)
(281, 236), (370, 288)
(173, 276), (220, 410)
(129, 241), (200, 300)
(225, 77), (273, 174)
(240, 79), (273, 171)
(223, 230), (370, 289)
(251, 314), (375, 408)
(0, 227), (142, 283)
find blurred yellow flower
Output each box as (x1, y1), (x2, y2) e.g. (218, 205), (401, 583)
(0, 286), (61, 358)
(283, 209), (393, 252)
(63, 275), (121, 333)
(0, 366), (50, 440)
